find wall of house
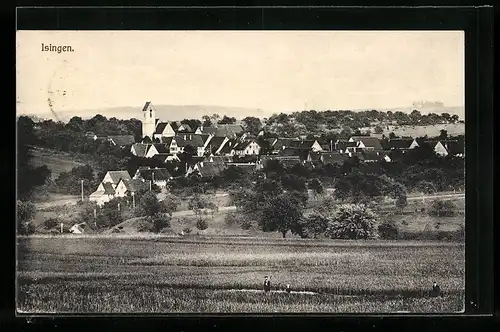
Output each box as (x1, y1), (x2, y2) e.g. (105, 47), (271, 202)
(243, 142), (261, 155)
(409, 140), (419, 149)
(311, 141), (323, 152)
(145, 146), (159, 158)
(161, 124), (176, 137)
(114, 182), (128, 198)
(434, 142), (449, 156)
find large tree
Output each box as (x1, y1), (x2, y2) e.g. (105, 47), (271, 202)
(242, 116), (262, 135)
(259, 193), (304, 238)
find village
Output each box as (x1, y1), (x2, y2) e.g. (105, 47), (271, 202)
(86, 101), (465, 210)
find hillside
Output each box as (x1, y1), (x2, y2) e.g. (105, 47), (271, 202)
(29, 148), (87, 180)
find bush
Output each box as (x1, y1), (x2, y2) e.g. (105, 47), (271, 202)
(196, 219), (208, 230)
(183, 227), (192, 234)
(428, 199), (457, 217)
(152, 215), (171, 233)
(44, 218), (59, 229)
(378, 220), (399, 240)
(325, 204), (378, 240)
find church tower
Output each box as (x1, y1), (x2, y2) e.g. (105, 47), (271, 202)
(141, 101), (157, 139)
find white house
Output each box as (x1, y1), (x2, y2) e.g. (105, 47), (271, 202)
(89, 171), (131, 206)
(69, 223), (86, 234)
(232, 140), (261, 156)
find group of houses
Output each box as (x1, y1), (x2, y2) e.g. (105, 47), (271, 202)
(88, 101), (465, 206)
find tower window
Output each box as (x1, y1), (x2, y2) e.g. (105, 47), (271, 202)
(150, 110), (152, 118)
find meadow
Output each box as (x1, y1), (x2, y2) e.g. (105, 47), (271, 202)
(17, 236), (465, 313)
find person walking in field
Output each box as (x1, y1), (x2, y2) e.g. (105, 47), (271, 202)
(285, 284), (291, 294)
(263, 276), (271, 293)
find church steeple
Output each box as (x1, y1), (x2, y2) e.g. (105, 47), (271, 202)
(141, 101), (156, 139)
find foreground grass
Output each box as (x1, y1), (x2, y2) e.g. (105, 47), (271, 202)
(17, 283), (464, 313)
(17, 236), (465, 313)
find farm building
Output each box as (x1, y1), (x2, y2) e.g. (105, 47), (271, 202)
(107, 135), (136, 147)
(133, 167), (172, 188)
(115, 178), (150, 197)
(89, 170), (132, 206)
(232, 140), (261, 156)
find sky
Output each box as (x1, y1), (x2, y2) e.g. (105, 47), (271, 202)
(16, 30), (464, 116)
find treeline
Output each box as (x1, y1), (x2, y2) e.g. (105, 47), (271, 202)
(264, 109), (462, 137)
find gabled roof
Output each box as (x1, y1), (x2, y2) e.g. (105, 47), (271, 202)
(233, 140), (258, 151)
(174, 134), (204, 148)
(321, 152), (350, 165)
(106, 171), (131, 184)
(177, 123), (192, 132)
(108, 135), (135, 146)
(208, 155), (233, 164)
(160, 137), (174, 145)
(152, 153), (173, 163)
(386, 139), (414, 150)
(335, 140), (357, 151)
(122, 179), (149, 192)
(443, 140), (464, 155)
(131, 143), (149, 157)
(201, 134), (212, 145)
(352, 137), (383, 150)
(289, 140), (317, 150)
(152, 143), (170, 154)
(102, 182), (116, 195)
(154, 122), (169, 135)
(136, 168), (172, 181)
(273, 138), (295, 151)
(207, 136), (226, 150)
(266, 138), (278, 147)
(219, 139), (237, 154)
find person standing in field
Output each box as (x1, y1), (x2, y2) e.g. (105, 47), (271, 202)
(285, 284), (291, 294)
(263, 276), (271, 293)
(431, 281), (442, 297)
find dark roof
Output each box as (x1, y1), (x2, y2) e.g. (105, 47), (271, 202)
(335, 140), (357, 151)
(207, 137), (227, 151)
(273, 138), (295, 151)
(174, 134), (204, 148)
(353, 137), (383, 149)
(266, 138), (278, 146)
(154, 122), (169, 135)
(208, 155), (233, 164)
(102, 182), (116, 195)
(201, 134), (212, 145)
(261, 155), (301, 168)
(141, 101), (151, 112)
(219, 139), (237, 154)
(131, 143), (149, 157)
(226, 163), (257, 171)
(152, 143), (170, 154)
(198, 162), (227, 177)
(289, 140), (317, 150)
(160, 137), (174, 145)
(106, 171), (131, 184)
(321, 152), (350, 165)
(387, 139), (414, 150)
(309, 152), (321, 161)
(362, 150), (388, 162)
(121, 179), (149, 192)
(170, 122), (179, 132)
(136, 168), (172, 181)
(443, 140), (464, 155)
(233, 140), (258, 151)
(177, 123), (192, 132)
(108, 135), (135, 146)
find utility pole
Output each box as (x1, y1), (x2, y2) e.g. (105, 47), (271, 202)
(149, 180), (152, 191)
(132, 192), (135, 209)
(81, 180), (84, 202)
(118, 203), (120, 212)
(152, 172), (155, 186)
(93, 208), (97, 228)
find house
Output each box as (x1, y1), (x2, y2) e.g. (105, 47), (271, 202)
(320, 152), (350, 165)
(152, 153), (180, 163)
(225, 163), (258, 172)
(443, 140), (464, 157)
(278, 148), (311, 162)
(174, 133), (206, 156)
(348, 136), (383, 150)
(107, 135), (136, 147)
(186, 161), (227, 178)
(232, 140), (261, 156)
(361, 150), (392, 163)
(334, 140), (358, 153)
(207, 155), (233, 164)
(383, 138), (419, 151)
(424, 140), (448, 156)
(140, 101), (193, 139)
(115, 178), (150, 197)
(145, 143), (171, 158)
(133, 167), (172, 188)
(130, 143), (151, 157)
(69, 223), (86, 234)
(217, 138), (238, 156)
(206, 136), (229, 155)
(272, 138), (295, 153)
(89, 171), (132, 206)
(195, 124), (244, 138)
(288, 139), (323, 152)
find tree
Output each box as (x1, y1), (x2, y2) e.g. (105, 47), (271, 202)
(218, 115), (237, 124)
(301, 213), (329, 239)
(308, 178), (324, 195)
(96, 198), (125, 228)
(161, 194), (181, 215)
(439, 129), (448, 140)
(374, 125), (384, 134)
(415, 180), (437, 194)
(325, 204), (378, 240)
(242, 116), (262, 135)
(388, 132), (397, 139)
(188, 194), (217, 222)
(196, 219), (208, 230)
(281, 174), (307, 192)
(137, 191), (162, 217)
(428, 199), (457, 217)
(17, 200), (36, 235)
(260, 194), (304, 238)
(152, 215), (171, 233)
(181, 119), (202, 131)
(202, 115), (212, 127)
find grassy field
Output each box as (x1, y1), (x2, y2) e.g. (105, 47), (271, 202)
(17, 236), (465, 313)
(29, 148), (88, 180)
